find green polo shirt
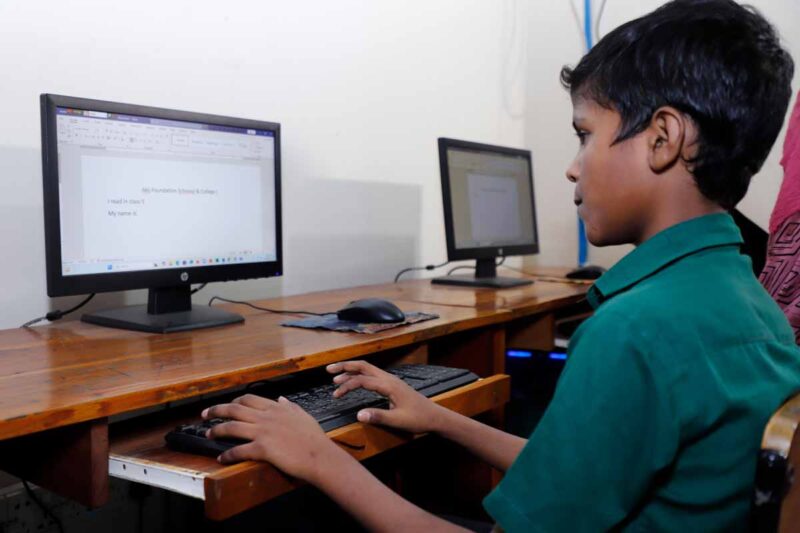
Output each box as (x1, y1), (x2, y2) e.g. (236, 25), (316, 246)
(484, 213), (800, 532)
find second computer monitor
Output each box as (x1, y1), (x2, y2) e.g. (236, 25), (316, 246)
(434, 138), (538, 288)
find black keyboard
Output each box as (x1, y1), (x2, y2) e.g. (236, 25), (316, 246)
(165, 364), (478, 457)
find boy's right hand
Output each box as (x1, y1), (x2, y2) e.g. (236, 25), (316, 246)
(326, 360), (450, 434)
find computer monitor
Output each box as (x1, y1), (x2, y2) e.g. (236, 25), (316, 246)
(433, 138), (538, 288)
(40, 94), (282, 333)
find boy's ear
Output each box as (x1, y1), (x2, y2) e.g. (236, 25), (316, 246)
(646, 106), (689, 174)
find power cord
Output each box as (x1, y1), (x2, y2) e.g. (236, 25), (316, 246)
(190, 283), (207, 295)
(446, 265), (475, 276)
(444, 257), (507, 277)
(393, 260), (450, 283)
(207, 296), (327, 316)
(22, 480), (65, 533)
(21, 294), (95, 328)
(498, 263), (530, 275)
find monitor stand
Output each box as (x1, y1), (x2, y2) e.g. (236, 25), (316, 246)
(82, 285), (244, 333)
(432, 258), (533, 289)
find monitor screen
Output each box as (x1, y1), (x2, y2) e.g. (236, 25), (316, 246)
(54, 106), (277, 277)
(439, 138), (538, 261)
(41, 94), (282, 303)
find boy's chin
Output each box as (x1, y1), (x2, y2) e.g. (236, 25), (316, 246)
(587, 235), (611, 247)
(586, 229), (627, 247)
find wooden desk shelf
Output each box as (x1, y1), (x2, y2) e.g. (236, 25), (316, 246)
(0, 276), (587, 518)
(108, 375), (510, 520)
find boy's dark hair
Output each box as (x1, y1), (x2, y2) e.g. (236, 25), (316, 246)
(561, 0), (794, 209)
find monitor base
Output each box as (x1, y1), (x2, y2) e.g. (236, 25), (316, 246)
(82, 305), (244, 333)
(431, 275), (533, 289)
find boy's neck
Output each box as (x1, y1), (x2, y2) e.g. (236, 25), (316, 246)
(635, 177), (726, 245)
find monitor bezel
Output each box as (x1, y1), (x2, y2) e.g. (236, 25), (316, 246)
(438, 137), (539, 262)
(41, 93), (283, 298)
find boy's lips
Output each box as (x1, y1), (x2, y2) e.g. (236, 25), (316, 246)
(574, 196), (583, 206)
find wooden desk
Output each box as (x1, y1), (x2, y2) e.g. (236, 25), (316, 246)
(0, 277), (588, 520)
(267, 267), (588, 315)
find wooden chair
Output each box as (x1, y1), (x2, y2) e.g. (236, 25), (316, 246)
(753, 392), (800, 532)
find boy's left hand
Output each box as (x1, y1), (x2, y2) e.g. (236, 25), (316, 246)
(201, 394), (343, 483)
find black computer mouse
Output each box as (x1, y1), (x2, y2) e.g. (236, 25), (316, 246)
(336, 298), (406, 324)
(565, 265), (607, 280)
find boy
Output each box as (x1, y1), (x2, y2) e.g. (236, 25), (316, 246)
(202, 0), (800, 530)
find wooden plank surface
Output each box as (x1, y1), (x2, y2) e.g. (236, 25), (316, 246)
(0, 300), (505, 441)
(0, 279), (586, 441)
(0, 419), (109, 507)
(780, 421), (800, 532)
(275, 273), (588, 314)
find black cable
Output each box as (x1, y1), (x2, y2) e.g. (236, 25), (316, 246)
(190, 283), (207, 295)
(207, 296), (327, 316)
(499, 263), (529, 274)
(138, 498), (144, 533)
(444, 257), (506, 277)
(22, 480), (65, 533)
(21, 293), (95, 328)
(128, 483), (149, 533)
(393, 260), (450, 283)
(446, 265), (475, 276)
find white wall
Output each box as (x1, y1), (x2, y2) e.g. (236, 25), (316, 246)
(0, 0), (797, 328)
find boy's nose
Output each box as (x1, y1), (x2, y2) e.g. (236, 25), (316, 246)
(566, 159), (579, 183)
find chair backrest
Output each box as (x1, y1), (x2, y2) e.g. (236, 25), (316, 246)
(753, 392), (800, 532)
(731, 208), (768, 276)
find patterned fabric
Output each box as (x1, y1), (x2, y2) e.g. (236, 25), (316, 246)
(760, 211), (800, 343)
(761, 91), (800, 342)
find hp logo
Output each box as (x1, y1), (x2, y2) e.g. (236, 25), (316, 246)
(180, 272), (189, 282)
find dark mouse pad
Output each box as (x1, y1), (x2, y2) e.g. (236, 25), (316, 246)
(281, 312), (439, 334)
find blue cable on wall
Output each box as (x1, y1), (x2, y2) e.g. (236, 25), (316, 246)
(577, 0), (593, 267)
(584, 0), (593, 47)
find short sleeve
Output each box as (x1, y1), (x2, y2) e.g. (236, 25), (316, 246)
(483, 310), (679, 532)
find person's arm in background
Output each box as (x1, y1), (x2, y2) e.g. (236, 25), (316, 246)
(766, 90), (800, 237)
(761, 90), (800, 342)
(327, 360), (527, 472)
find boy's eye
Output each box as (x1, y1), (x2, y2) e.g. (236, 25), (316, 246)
(575, 131), (588, 145)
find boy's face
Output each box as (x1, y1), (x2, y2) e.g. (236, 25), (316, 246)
(566, 96), (654, 246)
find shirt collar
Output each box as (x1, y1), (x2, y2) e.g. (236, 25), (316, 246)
(586, 213), (744, 308)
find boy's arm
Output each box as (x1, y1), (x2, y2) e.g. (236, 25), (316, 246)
(432, 407), (526, 472)
(311, 444), (471, 532)
(202, 395), (471, 532)
(327, 360), (526, 472)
